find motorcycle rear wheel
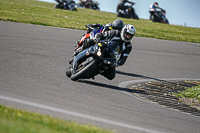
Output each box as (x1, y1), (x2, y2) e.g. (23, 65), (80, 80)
(165, 19), (169, 24)
(116, 12), (125, 18)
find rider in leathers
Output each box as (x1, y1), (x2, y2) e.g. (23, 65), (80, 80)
(149, 2), (165, 20)
(82, 19), (124, 49)
(74, 19), (124, 55)
(86, 19), (124, 37)
(84, 24), (136, 80)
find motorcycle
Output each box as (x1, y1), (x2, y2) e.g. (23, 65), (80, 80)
(77, 0), (100, 11)
(117, 3), (139, 20)
(66, 25), (119, 81)
(149, 8), (169, 24)
(54, 0), (77, 11)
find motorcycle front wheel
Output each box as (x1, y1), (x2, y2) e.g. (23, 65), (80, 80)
(70, 58), (98, 81)
(66, 67), (72, 78)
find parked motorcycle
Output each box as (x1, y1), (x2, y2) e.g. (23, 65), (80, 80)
(149, 8), (169, 24)
(117, 3), (139, 20)
(66, 25), (119, 81)
(54, 0), (77, 11)
(77, 0), (100, 11)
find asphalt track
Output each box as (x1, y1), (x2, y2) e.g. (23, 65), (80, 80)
(0, 21), (200, 133)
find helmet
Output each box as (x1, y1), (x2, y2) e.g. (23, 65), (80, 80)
(121, 24), (136, 42)
(154, 2), (158, 7)
(112, 19), (124, 30)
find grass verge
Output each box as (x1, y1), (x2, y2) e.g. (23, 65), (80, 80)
(174, 85), (200, 110)
(0, 104), (114, 133)
(0, 0), (200, 43)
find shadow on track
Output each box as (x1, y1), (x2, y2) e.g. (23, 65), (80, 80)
(77, 70), (195, 93)
(76, 70), (161, 92)
(77, 70), (162, 93)
(78, 80), (132, 93)
(116, 70), (161, 81)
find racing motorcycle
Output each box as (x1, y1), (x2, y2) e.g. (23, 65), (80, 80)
(54, 0), (77, 11)
(117, 3), (139, 20)
(149, 8), (169, 24)
(77, 0), (100, 11)
(66, 25), (119, 81)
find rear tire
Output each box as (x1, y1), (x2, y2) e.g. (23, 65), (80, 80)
(165, 19), (169, 24)
(132, 14), (139, 20)
(72, 8), (77, 11)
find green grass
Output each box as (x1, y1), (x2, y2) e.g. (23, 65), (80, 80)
(175, 85), (200, 101)
(0, 104), (114, 133)
(1, 0), (200, 43)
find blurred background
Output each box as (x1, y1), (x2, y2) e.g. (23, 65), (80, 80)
(38, 0), (200, 28)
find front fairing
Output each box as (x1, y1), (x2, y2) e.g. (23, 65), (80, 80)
(73, 46), (95, 65)
(72, 42), (119, 72)
(72, 46), (95, 74)
(95, 42), (119, 65)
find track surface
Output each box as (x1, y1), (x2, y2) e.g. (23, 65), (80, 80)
(0, 21), (200, 133)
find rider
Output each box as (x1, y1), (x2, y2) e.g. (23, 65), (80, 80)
(117, 0), (135, 12)
(77, 19), (124, 52)
(86, 19), (124, 33)
(85, 24), (136, 80)
(101, 24), (135, 80)
(84, 0), (93, 8)
(149, 2), (163, 20)
(71, 19), (124, 62)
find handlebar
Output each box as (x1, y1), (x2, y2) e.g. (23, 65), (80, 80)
(85, 25), (94, 30)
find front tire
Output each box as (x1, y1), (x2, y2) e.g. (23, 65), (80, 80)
(70, 59), (97, 81)
(66, 67), (72, 78)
